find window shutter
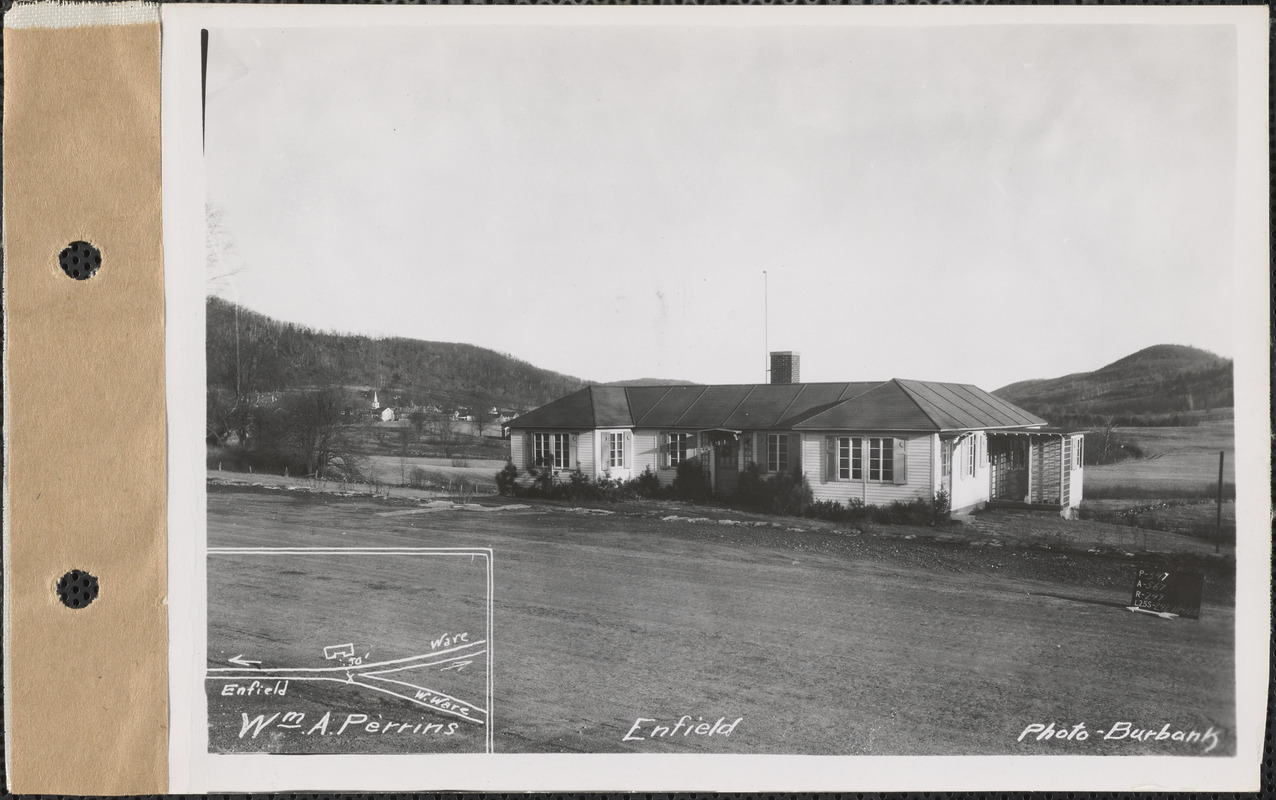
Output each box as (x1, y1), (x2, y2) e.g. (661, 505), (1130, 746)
(624, 431), (633, 469)
(600, 433), (609, 469)
(893, 437), (908, 484)
(787, 433), (797, 474)
(823, 435), (835, 483)
(760, 434), (769, 473)
(524, 433), (533, 469)
(659, 432), (669, 469)
(571, 434), (579, 469)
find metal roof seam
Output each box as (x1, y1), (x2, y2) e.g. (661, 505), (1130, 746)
(893, 379), (946, 430)
(773, 383), (809, 428)
(722, 384), (759, 427)
(788, 381), (887, 426)
(838, 380), (885, 401)
(947, 382), (1020, 425)
(976, 385), (1046, 425)
(669, 385), (711, 428)
(924, 382), (990, 428)
(632, 385), (676, 428)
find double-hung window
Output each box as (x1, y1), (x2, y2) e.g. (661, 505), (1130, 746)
(837, 436), (863, 480)
(668, 432), (691, 467)
(867, 437), (894, 482)
(767, 433), (788, 473)
(608, 432), (625, 469)
(533, 432), (570, 470)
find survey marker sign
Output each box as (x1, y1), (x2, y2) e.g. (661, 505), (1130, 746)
(206, 547), (494, 754)
(1130, 568), (1205, 620)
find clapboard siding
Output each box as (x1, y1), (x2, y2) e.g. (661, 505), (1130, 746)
(948, 432), (991, 513)
(1067, 434), (1084, 507)
(510, 431), (529, 471)
(801, 432), (934, 506)
(578, 431), (596, 477)
(631, 430), (659, 480)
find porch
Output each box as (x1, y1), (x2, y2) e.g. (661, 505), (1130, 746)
(985, 429), (1083, 516)
(699, 428), (742, 496)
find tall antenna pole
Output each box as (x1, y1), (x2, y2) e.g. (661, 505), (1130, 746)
(763, 270), (769, 382)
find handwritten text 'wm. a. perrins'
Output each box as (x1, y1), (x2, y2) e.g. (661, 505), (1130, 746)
(1018, 721), (1222, 752)
(623, 715), (743, 742)
(238, 711), (462, 739)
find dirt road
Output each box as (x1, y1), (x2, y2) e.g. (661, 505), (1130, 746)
(207, 485), (1235, 756)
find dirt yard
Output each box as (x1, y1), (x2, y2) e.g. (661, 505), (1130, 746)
(207, 482), (1235, 757)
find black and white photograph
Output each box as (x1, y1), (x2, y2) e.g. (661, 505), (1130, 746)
(162, 4), (1268, 792)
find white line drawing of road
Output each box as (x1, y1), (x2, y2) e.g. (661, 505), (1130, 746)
(207, 639), (489, 724)
(207, 546), (495, 753)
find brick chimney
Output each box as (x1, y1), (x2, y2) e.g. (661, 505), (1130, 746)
(770, 351), (800, 385)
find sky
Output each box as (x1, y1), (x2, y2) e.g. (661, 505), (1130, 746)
(204, 20), (1239, 390)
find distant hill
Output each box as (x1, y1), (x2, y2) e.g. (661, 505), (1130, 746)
(206, 297), (589, 413)
(601, 378), (700, 387)
(995, 344), (1233, 426)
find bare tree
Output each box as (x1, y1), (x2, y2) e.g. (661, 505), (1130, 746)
(472, 407), (490, 440)
(426, 411), (460, 457)
(280, 387), (364, 480)
(408, 409), (429, 441)
(398, 424), (416, 455)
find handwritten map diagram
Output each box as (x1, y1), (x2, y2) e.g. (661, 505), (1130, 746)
(206, 547), (493, 754)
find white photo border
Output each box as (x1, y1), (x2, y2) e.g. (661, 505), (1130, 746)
(163, 4), (1271, 792)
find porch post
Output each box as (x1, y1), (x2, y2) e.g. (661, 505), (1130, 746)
(1026, 436), (1033, 504)
(1059, 433), (1065, 507)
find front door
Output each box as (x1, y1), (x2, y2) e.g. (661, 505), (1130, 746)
(714, 439), (738, 495)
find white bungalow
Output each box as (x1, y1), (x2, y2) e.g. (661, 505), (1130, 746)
(507, 361), (1083, 516)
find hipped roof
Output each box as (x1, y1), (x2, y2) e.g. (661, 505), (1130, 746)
(509, 380), (1046, 433)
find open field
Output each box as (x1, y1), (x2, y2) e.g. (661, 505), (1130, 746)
(362, 455), (504, 492)
(1084, 421), (1234, 498)
(208, 482), (1235, 756)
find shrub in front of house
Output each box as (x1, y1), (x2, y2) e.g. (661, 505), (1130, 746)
(734, 463), (814, 516)
(805, 498), (864, 523)
(866, 490), (951, 526)
(497, 465), (667, 502)
(635, 466), (663, 498)
(733, 463), (767, 509)
(495, 462), (519, 496)
(672, 457), (711, 502)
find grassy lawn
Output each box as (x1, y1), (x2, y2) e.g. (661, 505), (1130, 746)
(207, 484), (1234, 757)
(1078, 421), (1237, 548)
(1085, 421), (1234, 499)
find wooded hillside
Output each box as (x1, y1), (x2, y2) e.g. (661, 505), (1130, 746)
(995, 344), (1232, 427)
(206, 296), (590, 413)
